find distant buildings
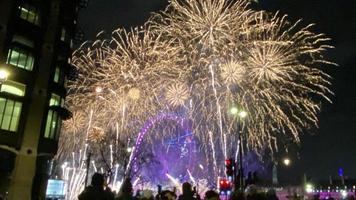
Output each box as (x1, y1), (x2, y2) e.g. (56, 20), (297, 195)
(0, 0), (85, 199)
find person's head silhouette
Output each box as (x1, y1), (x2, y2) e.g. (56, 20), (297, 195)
(91, 173), (105, 187)
(182, 182), (193, 195)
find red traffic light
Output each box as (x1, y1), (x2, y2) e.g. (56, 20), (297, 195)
(225, 158), (234, 177)
(219, 178), (232, 191)
(225, 159), (231, 165)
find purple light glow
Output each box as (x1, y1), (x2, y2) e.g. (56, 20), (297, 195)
(130, 113), (191, 174)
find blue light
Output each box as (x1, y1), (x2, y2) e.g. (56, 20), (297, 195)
(338, 168), (344, 177)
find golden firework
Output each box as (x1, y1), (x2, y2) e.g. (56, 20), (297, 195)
(166, 82), (190, 107)
(88, 126), (105, 142)
(60, 0), (334, 157)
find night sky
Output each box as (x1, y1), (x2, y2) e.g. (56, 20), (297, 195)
(78, 0), (356, 181)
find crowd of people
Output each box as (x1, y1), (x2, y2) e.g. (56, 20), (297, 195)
(78, 173), (281, 200)
(78, 173), (356, 200)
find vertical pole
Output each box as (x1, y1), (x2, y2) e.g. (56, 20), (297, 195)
(84, 152), (91, 187)
(233, 157), (238, 190)
(272, 163), (278, 185)
(239, 130), (244, 191)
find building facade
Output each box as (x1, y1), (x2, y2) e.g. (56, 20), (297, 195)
(0, 0), (84, 199)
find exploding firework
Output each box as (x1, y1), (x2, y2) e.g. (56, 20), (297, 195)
(88, 127), (105, 142)
(165, 82), (190, 107)
(58, 0), (334, 189)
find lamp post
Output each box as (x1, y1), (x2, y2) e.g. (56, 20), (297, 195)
(273, 157), (292, 186)
(230, 107), (248, 191)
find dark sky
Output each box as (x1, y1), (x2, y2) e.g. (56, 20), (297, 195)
(78, 0), (356, 181)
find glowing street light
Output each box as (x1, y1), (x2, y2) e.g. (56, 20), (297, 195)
(0, 69), (9, 85)
(230, 107), (248, 119)
(238, 110), (248, 118)
(230, 107), (239, 115)
(283, 158), (291, 166)
(305, 183), (314, 193)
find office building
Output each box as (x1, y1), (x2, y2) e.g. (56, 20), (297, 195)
(0, 0), (85, 199)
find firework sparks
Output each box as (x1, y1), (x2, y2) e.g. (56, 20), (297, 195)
(88, 127), (105, 142)
(165, 82), (190, 107)
(58, 0), (334, 184)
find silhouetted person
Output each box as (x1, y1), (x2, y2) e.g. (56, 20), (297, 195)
(117, 178), (136, 200)
(135, 190), (142, 199)
(78, 173), (115, 200)
(178, 182), (198, 200)
(245, 172), (253, 186)
(266, 189), (279, 200)
(142, 190), (154, 200)
(312, 193), (320, 200)
(347, 195), (356, 200)
(230, 189), (245, 200)
(204, 190), (219, 200)
(161, 190), (177, 200)
(252, 171), (259, 185)
(246, 185), (266, 200)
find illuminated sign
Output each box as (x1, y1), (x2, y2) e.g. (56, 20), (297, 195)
(46, 179), (66, 199)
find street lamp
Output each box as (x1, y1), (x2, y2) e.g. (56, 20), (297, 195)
(0, 69), (9, 87)
(230, 107), (239, 115)
(283, 158), (291, 167)
(238, 111), (248, 118)
(230, 106), (248, 191)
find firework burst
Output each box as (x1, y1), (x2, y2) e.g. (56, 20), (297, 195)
(58, 0), (334, 182)
(165, 82), (190, 107)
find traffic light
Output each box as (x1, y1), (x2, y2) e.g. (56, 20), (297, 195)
(225, 159), (234, 177)
(219, 178), (232, 195)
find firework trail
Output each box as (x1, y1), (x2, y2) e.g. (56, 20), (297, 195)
(58, 0), (334, 185)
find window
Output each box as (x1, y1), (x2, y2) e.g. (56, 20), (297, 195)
(49, 93), (65, 107)
(44, 110), (61, 139)
(6, 47), (34, 71)
(53, 65), (67, 86)
(49, 94), (61, 106)
(12, 35), (34, 48)
(0, 98), (22, 132)
(60, 28), (66, 42)
(54, 67), (60, 83)
(0, 81), (26, 96)
(44, 93), (65, 139)
(18, 4), (40, 25)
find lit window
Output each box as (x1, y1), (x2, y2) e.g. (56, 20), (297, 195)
(54, 67), (60, 83)
(49, 94), (61, 106)
(0, 98), (22, 132)
(44, 93), (64, 139)
(6, 47), (34, 71)
(1, 81), (26, 96)
(18, 4), (40, 25)
(53, 66), (66, 85)
(60, 28), (66, 41)
(44, 110), (61, 140)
